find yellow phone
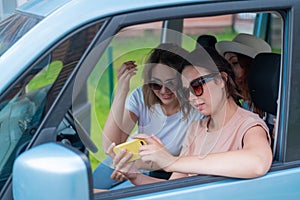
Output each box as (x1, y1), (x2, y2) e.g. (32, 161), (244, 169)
(113, 139), (147, 162)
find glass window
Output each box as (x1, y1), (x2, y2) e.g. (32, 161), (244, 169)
(0, 13), (41, 56)
(0, 20), (103, 190)
(87, 21), (164, 167)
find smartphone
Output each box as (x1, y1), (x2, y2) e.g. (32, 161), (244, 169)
(113, 139), (147, 162)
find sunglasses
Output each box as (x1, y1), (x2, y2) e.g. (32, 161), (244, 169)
(182, 73), (219, 98)
(148, 80), (177, 92)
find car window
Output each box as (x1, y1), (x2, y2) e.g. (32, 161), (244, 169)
(85, 10), (283, 193)
(0, 13), (41, 56)
(86, 21), (164, 165)
(0, 20), (103, 190)
(0, 56), (54, 189)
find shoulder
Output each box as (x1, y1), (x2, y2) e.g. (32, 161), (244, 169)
(235, 107), (270, 140)
(130, 86), (143, 96)
(127, 87), (144, 102)
(237, 107), (266, 126)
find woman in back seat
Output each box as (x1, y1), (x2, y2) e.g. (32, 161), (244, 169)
(215, 33), (276, 136)
(215, 33), (271, 116)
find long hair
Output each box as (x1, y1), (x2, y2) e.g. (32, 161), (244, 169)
(236, 53), (264, 117)
(141, 43), (189, 117)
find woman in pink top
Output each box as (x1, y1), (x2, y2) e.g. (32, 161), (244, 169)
(109, 47), (273, 186)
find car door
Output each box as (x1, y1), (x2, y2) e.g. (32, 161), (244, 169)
(79, 1), (300, 199)
(2, 0), (300, 199)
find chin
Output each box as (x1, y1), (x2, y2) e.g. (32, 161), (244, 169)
(199, 110), (210, 116)
(161, 99), (174, 105)
(161, 97), (176, 105)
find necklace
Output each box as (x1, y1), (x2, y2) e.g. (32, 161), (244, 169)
(197, 118), (222, 160)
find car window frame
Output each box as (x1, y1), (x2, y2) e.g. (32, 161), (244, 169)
(86, 1), (300, 199)
(1, 0), (299, 199)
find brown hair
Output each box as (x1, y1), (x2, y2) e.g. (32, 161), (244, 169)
(236, 53), (264, 117)
(142, 43), (189, 116)
(180, 47), (242, 105)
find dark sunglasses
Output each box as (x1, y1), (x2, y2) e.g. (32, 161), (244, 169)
(148, 80), (177, 91)
(182, 73), (219, 98)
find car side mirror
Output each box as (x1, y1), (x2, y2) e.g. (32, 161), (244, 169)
(12, 142), (93, 200)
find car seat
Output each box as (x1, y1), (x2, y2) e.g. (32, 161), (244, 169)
(248, 52), (281, 146)
(195, 34), (217, 49)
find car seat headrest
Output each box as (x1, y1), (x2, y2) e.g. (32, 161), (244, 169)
(248, 53), (280, 115)
(195, 35), (217, 49)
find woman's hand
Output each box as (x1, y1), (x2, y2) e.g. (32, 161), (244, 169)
(134, 134), (177, 171)
(105, 142), (116, 158)
(105, 142), (137, 182)
(117, 61), (137, 94)
(111, 147), (140, 182)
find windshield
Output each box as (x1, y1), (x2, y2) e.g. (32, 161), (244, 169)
(0, 13), (41, 56)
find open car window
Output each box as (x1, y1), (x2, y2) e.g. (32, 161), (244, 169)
(85, 10), (283, 194)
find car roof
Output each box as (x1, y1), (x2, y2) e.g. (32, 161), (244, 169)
(0, 0), (227, 92)
(17, 0), (209, 18)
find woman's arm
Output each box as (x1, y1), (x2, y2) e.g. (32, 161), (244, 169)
(102, 61), (138, 152)
(165, 125), (272, 178)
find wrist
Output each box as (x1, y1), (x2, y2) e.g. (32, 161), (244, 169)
(115, 88), (128, 97)
(163, 156), (178, 172)
(128, 172), (142, 185)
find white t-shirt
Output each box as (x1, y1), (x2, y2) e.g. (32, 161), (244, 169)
(125, 87), (202, 156)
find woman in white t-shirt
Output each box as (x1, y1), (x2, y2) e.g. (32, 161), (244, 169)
(93, 43), (202, 189)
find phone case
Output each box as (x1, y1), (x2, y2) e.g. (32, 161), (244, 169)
(113, 139), (146, 162)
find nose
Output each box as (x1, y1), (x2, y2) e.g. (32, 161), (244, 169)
(160, 85), (171, 93)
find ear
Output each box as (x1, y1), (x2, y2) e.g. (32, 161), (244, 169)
(219, 72), (228, 88)
(220, 72), (228, 81)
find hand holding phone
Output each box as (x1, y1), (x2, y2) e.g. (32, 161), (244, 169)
(113, 139), (147, 162)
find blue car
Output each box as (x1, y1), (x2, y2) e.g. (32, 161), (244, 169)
(0, 0), (300, 199)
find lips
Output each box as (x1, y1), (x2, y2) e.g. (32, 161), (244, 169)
(195, 102), (205, 111)
(160, 93), (173, 100)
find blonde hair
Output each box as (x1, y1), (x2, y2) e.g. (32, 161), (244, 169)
(141, 43), (189, 117)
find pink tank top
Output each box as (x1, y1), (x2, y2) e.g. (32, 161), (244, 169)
(181, 107), (270, 158)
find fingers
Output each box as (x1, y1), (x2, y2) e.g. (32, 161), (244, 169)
(113, 149), (127, 167)
(117, 67), (137, 83)
(105, 142), (116, 158)
(111, 170), (127, 182)
(133, 134), (163, 146)
(119, 61), (136, 72)
(113, 149), (133, 172)
(117, 61), (137, 79)
(151, 134), (164, 146)
(132, 133), (149, 140)
(124, 61), (137, 70)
